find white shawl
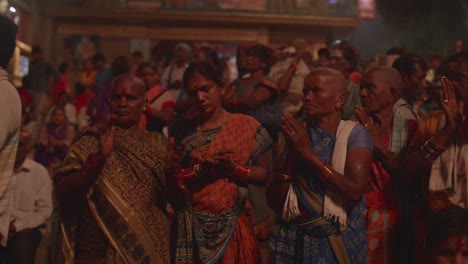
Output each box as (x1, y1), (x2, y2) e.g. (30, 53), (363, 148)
(282, 120), (357, 226)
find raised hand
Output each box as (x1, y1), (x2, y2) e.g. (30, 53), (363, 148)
(441, 77), (464, 130)
(355, 105), (384, 149)
(98, 115), (116, 158)
(282, 113), (312, 159)
(166, 137), (182, 177)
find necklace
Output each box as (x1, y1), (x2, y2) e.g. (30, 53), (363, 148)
(196, 109), (228, 154)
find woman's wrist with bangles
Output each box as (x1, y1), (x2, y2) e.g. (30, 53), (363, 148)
(319, 160), (334, 184)
(419, 137), (448, 162)
(229, 165), (251, 182)
(180, 164), (203, 183)
(80, 154), (106, 181)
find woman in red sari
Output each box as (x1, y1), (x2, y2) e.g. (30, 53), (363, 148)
(355, 67), (406, 263)
(167, 62), (273, 264)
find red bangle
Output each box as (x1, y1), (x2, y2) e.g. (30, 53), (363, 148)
(232, 97), (239, 106)
(80, 154), (105, 177)
(230, 166), (250, 182)
(181, 164), (201, 183)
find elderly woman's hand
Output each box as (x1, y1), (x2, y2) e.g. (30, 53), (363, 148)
(282, 113), (313, 159)
(98, 116), (115, 158)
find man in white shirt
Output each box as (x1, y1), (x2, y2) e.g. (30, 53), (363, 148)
(0, 16), (22, 247)
(0, 132), (53, 263)
(161, 43), (191, 100)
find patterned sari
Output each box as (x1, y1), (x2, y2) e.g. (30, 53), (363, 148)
(366, 133), (398, 264)
(172, 114), (273, 264)
(54, 126), (170, 264)
(270, 125), (370, 264)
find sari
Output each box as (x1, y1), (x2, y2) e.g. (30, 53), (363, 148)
(366, 133), (398, 264)
(54, 125), (170, 264)
(172, 114), (273, 264)
(270, 123), (371, 264)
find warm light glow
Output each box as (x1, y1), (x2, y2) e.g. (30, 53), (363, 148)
(9, 6), (16, 13)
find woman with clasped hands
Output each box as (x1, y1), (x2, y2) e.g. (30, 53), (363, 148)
(268, 68), (373, 263)
(54, 74), (170, 263)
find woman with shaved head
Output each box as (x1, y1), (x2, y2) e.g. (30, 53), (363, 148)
(268, 68), (372, 263)
(355, 66), (405, 263)
(54, 74), (170, 263)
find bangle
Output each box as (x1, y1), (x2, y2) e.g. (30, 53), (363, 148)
(427, 137), (447, 152)
(80, 154), (105, 177)
(230, 166), (250, 182)
(278, 173), (292, 182)
(320, 160), (333, 183)
(232, 96), (239, 106)
(181, 165), (201, 183)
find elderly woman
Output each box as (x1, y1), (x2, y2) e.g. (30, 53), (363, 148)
(268, 68), (372, 263)
(54, 74), (170, 263)
(35, 107), (75, 169)
(355, 67), (405, 263)
(167, 62), (273, 264)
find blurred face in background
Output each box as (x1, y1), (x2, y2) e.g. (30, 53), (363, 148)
(330, 49), (352, 76)
(431, 236), (468, 264)
(138, 66), (160, 89)
(403, 63), (428, 102)
(52, 108), (66, 125)
(360, 70), (395, 114)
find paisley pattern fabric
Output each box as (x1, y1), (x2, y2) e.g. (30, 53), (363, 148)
(172, 114), (273, 264)
(55, 125), (170, 264)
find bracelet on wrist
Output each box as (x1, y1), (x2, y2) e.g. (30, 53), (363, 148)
(320, 160), (333, 183)
(230, 166), (250, 182)
(278, 173), (292, 182)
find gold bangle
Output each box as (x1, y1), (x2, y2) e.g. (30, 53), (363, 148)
(278, 173), (292, 182)
(321, 160), (333, 183)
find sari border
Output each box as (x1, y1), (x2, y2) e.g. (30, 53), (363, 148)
(87, 178), (164, 264)
(59, 222), (75, 264)
(86, 185), (136, 264)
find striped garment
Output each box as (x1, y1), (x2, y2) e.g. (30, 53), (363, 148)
(0, 68), (22, 246)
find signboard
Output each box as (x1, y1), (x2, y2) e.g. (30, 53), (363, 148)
(359, 0), (376, 20)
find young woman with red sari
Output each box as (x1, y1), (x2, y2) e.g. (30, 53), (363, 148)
(355, 67), (406, 263)
(138, 63), (176, 133)
(167, 62), (273, 264)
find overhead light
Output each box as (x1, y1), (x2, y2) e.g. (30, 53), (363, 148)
(9, 6), (16, 13)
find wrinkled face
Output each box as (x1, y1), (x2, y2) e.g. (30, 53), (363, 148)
(303, 73), (344, 118)
(404, 63), (428, 102)
(138, 66), (160, 90)
(330, 49), (352, 75)
(186, 72), (224, 118)
(108, 80), (144, 128)
(432, 236), (468, 264)
(52, 108), (66, 125)
(360, 71), (394, 114)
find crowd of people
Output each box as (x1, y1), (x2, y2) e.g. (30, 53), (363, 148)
(0, 15), (467, 264)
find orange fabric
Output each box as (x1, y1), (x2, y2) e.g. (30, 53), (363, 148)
(188, 114), (263, 262)
(366, 208), (398, 264)
(218, 214), (261, 264)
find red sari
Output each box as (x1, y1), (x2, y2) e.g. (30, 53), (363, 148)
(171, 114), (273, 264)
(366, 133), (398, 263)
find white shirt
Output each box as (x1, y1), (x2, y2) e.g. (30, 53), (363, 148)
(161, 63), (188, 87)
(10, 159), (53, 232)
(0, 68), (22, 246)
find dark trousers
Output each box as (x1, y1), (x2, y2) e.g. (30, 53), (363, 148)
(0, 228), (42, 264)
